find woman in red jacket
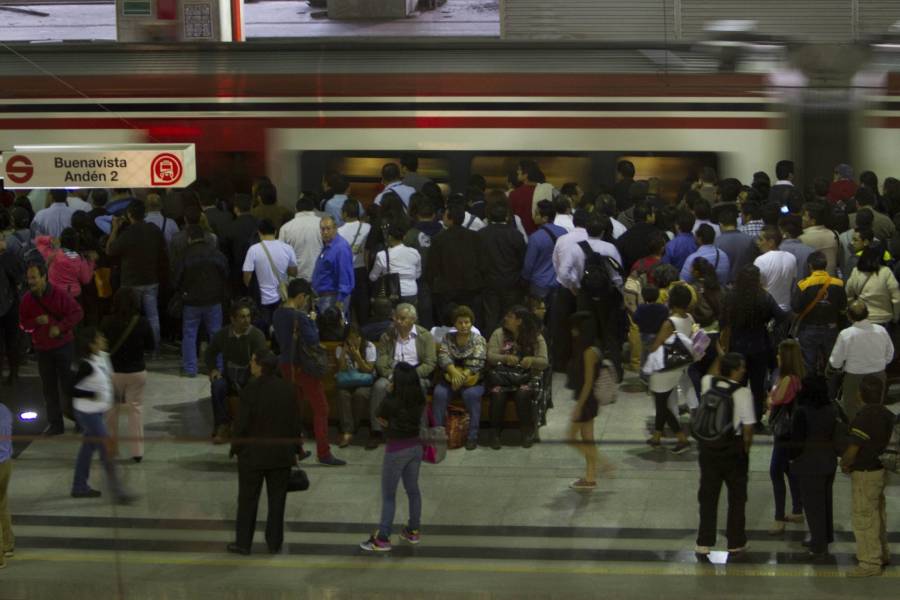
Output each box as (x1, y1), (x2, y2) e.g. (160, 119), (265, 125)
(36, 227), (96, 299)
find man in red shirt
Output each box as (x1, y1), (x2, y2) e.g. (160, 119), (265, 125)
(827, 163), (858, 205)
(509, 159), (542, 234)
(19, 262), (83, 435)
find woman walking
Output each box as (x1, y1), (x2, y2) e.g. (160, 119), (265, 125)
(567, 311), (616, 490)
(360, 362), (426, 552)
(100, 288), (154, 462)
(766, 339), (805, 534)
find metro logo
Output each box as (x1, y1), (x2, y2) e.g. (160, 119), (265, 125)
(150, 153), (183, 186)
(5, 155), (34, 185)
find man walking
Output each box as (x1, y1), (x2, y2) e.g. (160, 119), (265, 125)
(792, 252), (847, 374)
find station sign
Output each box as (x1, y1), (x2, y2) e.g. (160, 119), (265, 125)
(0, 143), (196, 189)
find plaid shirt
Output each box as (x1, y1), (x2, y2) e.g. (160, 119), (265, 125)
(739, 220), (764, 239)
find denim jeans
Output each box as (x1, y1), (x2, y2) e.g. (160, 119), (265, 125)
(797, 324), (838, 375)
(72, 410), (122, 496)
(432, 381), (484, 441)
(210, 377), (236, 426)
(132, 284), (160, 350)
(770, 444), (802, 520)
(317, 294), (348, 322)
(378, 444), (423, 538)
(182, 304), (223, 375)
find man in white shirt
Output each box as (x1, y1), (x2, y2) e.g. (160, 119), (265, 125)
(829, 301), (894, 420)
(553, 196), (575, 233)
(278, 194), (322, 281)
(373, 163), (415, 209)
(555, 212), (623, 294)
(369, 223), (422, 305)
(337, 199), (371, 323)
(65, 190), (92, 213)
(753, 225), (798, 311)
(243, 219), (298, 335)
(695, 353), (756, 556)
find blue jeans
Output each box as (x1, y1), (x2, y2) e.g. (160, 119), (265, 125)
(182, 304), (223, 375)
(432, 381), (484, 441)
(210, 377), (234, 426)
(379, 444), (423, 538)
(72, 410), (122, 496)
(317, 294), (349, 322)
(770, 444), (802, 520)
(133, 284), (160, 350)
(797, 325), (838, 375)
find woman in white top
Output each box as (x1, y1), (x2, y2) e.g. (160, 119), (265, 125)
(369, 223), (422, 305)
(845, 246), (900, 326)
(647, 284), (694, 454)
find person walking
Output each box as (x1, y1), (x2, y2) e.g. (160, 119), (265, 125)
(790, 376), (838, 559)
(360, 362), (426, 552)
(68, 327), (133, 504)
(765, 339), (805, 535)
(100, 288), (154, 463)
(227, 349), (302, 556)
(792, 251), (846, 375)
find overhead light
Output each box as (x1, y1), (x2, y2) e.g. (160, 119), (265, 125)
(18, 411), (38, 421)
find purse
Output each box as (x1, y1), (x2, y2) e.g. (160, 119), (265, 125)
(286, 468), (310, 492)
(335, 370), (375, 389)
(662, 334), (694, 370)
(444, 371), (480, 388)
(260, 239), (289, 302)
(487, 363), (531, 389)
(420, 405), (448, 464)
(769, 405), (793, 439)
(372, 228), (401, 302)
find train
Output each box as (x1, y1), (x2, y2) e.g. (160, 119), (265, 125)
(1, 40), (899, 203)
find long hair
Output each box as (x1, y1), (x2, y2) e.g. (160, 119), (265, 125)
(392, 362), (425, 412)
(504, 305), (540, 357)
(566, 311), (598, 392)
(691, 256), (723, 317)
(777, 339), (806, 380)
(723, 265), (768, 330)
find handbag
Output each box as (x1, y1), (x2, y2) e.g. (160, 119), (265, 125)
(335, 370), (375, 389)
(286, 468), (310, 492)
(420, 406), (448, 464)
(372, 228), (401, 302)
(445, 405), (470, 450)
(487, 363), (531, 389)
(662, 334), (694, 370)
(444, 371), (480, 388)
(769, 405), (793, 439)
(259, 239), (289, 302)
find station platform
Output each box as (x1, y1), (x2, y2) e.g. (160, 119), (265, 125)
(0, 0), (500, 42)
(1, 351), (898, 599)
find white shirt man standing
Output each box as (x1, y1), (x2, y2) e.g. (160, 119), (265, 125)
(243, 219), (298, 333)
(753, 225), (798, 311)
(278, 193), (322, 281)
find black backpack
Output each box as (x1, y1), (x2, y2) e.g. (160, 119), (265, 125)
(691, 377), (740, 447)
(577, 241), (621, 301)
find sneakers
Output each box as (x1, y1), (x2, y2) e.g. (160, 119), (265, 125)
(399, 527), (421, 545)
(670, 441), (691, 455)
(694, 545), (711, 555)
(318, 454), (347, 467)
(847, 566), (882, 578)
(71, 488), (102, 499)
(465, 439), (477, 451)
(569, 479), (597, 491)
(359, 534), (392, 552)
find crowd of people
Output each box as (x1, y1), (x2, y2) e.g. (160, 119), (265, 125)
(0, 156), (897, 575)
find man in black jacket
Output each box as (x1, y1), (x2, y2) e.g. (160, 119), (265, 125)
(478, 196), (526, 335)
(425, 203), (488, 328)
(614, 202), (657, 272)
(173, 225), (229, 377)
(228, 349), (301, 556)
(221, 194), (259, 298)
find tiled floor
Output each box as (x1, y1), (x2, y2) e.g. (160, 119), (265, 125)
(1, 353), (899, 598)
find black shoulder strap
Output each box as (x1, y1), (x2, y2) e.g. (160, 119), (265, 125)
(541, 225), (559, 245)
(714, 248), (720, 270)
(577, 240), (595, 258)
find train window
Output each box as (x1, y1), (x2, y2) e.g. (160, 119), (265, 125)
(616, 155), (718, 204)
(315, 155), (450, 206)
(469, 155), (593, 194)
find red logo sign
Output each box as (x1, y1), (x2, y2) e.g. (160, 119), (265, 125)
(5, 155), (34, 185)
(150, 153), (183, 186)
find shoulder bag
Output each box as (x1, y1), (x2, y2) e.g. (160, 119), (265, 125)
(372, 229), (401, 302)
(259, 240), (289, 302)
(788, 279), (831, 338)
(109, 316), (139, 357)
(291, 314), (328, 378)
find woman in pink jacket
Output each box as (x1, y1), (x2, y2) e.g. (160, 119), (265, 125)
(36, 227), (96, 299)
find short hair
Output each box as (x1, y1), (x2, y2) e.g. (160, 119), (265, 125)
(617, 160), (635, 179)
(741, 201), (761, 220)
(452, 305), (475, 323)
(719, 352), (745, 379)
(859, 374), (885, 405)
(553, 195), (572, 216)
(847, 300), (869, 322)
(719, 178), (741, 203)
(341, 198), (361, 218)
(399, 154), (419, 173)
(234, 193), (252, 213)
(572, 208), (589, 229)
(860, 170), (878, 191)
(695, 223), (716, 245)
(700, 166), (718, 184)
(386, 221), (406, 241)
(230, 298), (254, 318)
(258, 218), (276, 236)
(807, 250), (827, 272)
(76, 325), (101, 359)
(253, 348), (279, 377)
(761, 201), (783, 226)
(296, 192), (318, 212)
(641, 285), (660, 303)
(693, 199), (712, 220)
(668, 283), (692, 310)
(585, 213), (610, 238)
(759, 225), (783, 247)
(325, 172), (349, 194)
(519, 159), (543, 183)
(287, 278), (312, 298)
(632, 202), (653, 223)
(59, 227), (78, 251)
(381, 163), (401, 182)
(855, 209), (874, 229)
(395, 302), (418, 322)
(535, 199), (556, 223)
(50, 189), (67, 204)
(127, 199), (146, 220)
(675, 210), (696, 233)
(802, 202), (826, 226)
(560, 182), (580, 197)
(468, 174), (487, 192)
(775, 160), (794, 180)
(256, 181), (277, 205)
(183, 203), (202, 225)
(778, 215), (803, 239)
(186, 224), (205, 242)
(651, 263), (679, 289)
(445, 204), (465, 227)
(647, 231), (667, 255)
(91, 189), (108, 207)
(415, 195), (435, 218)
(855, 186), (875, 207)
(718, 204), (739, 227)
(486, 198), (510, 223)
